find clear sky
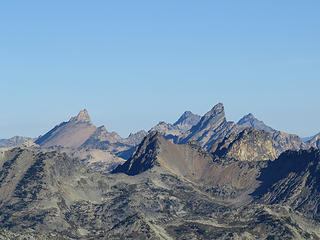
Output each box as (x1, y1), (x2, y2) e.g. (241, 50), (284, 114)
(1, 1), (319, 139)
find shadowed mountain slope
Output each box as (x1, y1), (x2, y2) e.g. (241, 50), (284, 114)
(252, 148), (320, 221)
(113, 131), (213, 181)
(270, 130), (306, 154)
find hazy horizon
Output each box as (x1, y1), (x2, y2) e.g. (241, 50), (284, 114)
(1, 1), (319, 138)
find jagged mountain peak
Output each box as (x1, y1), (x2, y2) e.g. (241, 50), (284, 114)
(180, 102), (241, 149)
(173, 111), (201, 133)
(237, 113), (274, 132)
(124, 130), (148, 146)
(137, 131), (164, 148)
(35, 110), (97, 148)
(174, 111), (201, 125)
(205, 102), (225, 117)
(95, 125), (108, 133)
(195, 103), (226, 128)
(70, 109), (92, 123)
(128, 130), (147, 137)
(112, 131), (164, 175)
(149, 121), (182, 142)
(113, 130), (215, 180)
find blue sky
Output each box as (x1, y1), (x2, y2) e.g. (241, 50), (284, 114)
(0, 1), (319, 138)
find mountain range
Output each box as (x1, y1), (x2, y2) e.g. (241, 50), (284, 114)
(2, 103), (316, 158)
(0, 103), (320, 239)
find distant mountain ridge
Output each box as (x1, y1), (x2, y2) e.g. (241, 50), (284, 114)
(237, 113), (274, 132)
(179, 103), (243, 149)
(2, 102), (317, 173)
(173, 111), (201, 132)
(307, 132), (320, 149)
(148, 110), (201, 143)
(35, 109), (146, 152)
(0, 136), (35, 148)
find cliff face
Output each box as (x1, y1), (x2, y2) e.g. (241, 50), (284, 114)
(252, 148), (320, 221)
(211, 128), (277, 162)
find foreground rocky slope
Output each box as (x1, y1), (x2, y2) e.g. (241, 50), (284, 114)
(0, 146), (319, 239)
(252, 148), (320, 221)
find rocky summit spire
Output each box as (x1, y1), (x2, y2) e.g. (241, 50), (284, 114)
(205, 103), (225, 117)
(193, 103), (226, 131)
(180, 103), (241, 149)
(71, 109), (92, 123)
(35, 109), (97, 148)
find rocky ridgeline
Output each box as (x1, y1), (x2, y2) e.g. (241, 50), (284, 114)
(1, 103), (320, 238)
(3, 103), (316, 168)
